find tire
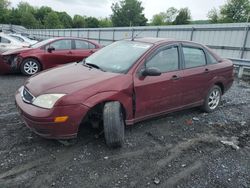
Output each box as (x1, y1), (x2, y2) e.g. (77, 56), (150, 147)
(103, 102), (125, 148)
(202, 85), (222, 113)
(20, 58), (41, 76)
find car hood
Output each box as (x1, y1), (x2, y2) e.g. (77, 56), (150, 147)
(2, 47), (33, 55)
(25, 63), (121, 96)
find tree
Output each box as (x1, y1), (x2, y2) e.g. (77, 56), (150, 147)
(57, 12), (73, 28)
(44, 12), (63, 29)
(0, 0), (10, 23)
(20, 12), (38, 28)
(207, 8), (220, 23)
(35, 6), (53, 26)
(111, 0), (147, 27)
(165, 7), (178, 24)
(151, 12), (167, 26)
(173, 8), (191, 25)
(85, 17), (99, 28)
(99, 18), (113, 27)
(220, 0), (250, 23)
(72, 15), (85, 28)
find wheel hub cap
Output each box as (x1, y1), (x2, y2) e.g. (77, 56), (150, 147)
(24, 61), (38, 75)
(208, 89), (220, 110)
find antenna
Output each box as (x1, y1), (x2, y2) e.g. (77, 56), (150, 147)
(131, 29), (144, 41)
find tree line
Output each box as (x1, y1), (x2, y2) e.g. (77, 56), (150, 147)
(0, 0), (250, 29)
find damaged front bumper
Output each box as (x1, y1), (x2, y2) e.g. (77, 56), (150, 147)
(0, 54), (22, 74)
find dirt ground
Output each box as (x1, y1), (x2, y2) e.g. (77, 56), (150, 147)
(0, 75), (249, 188)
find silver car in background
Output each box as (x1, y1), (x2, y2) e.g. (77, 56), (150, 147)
(0, 33), (29, 53)
(8, 33), (38, 45)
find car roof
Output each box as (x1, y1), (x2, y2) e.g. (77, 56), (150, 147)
(132, 37), (175, 44)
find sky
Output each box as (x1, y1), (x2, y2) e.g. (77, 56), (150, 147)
(9, 0), (227, 20)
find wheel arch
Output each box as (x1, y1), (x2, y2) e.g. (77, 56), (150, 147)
(83, 91), (133, 120)
(214, 82), (225, 94)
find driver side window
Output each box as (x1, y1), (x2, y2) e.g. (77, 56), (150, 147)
(47, 40), (72, 50)
(146, 46), (179, 73)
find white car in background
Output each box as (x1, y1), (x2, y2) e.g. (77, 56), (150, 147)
(0, 33), (29, 53)
(8, 33), (38, 45)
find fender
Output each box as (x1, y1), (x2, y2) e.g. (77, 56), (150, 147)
(83, 91), (133, 120)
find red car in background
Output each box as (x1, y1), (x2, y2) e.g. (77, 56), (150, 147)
(0, 37), (101, 75)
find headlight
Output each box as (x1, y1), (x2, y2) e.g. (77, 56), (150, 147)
(32, 94), (65, 109)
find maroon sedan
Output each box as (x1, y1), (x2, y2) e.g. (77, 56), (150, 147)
(15, 38), (234, 147)
(0, 37), (101, 75)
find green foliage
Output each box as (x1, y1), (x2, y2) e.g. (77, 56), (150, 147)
(150, 7), (190, 26)
(99, 18), (113, 27)
(207, 8), (220, 23)
(72, 15), (85, 28)
(20, 12), (38, 28)
(165, 7), (178, 24)
(151, 12), (167, 26)
(173, 8), (191, 25)
(220, 0), (250, 22)
(57, 12), (73, 28)
(44, 12), (63, 29)
(208, 0), (250, 23)
(0, 0), (10, 23)
(85, 17), (99, 28)
(111, 0), (147, 27)
(0, 1), (113, 28)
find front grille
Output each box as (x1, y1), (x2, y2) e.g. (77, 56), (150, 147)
(22, 87), (35, 103)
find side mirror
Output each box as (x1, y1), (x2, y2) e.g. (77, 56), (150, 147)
(47, 46), (55, 53)
(140, 67), (161, 77)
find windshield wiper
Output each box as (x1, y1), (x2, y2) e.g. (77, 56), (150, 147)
(85, 62), (105, 72)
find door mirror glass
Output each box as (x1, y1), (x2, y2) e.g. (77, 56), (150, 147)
(141, 67), (161, 77)
(47, 46), (55, 53)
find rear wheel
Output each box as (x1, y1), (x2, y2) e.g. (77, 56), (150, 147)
(103, 101), (125, 148)
(202, 85), (222, 113)
(20, 58), (41, 76)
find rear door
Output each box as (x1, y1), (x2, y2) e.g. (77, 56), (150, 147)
(134, 44), (184, 119)
(71, 39), (98, 62)
(43, 39), (74, 68)
(180, 44), (212, 106)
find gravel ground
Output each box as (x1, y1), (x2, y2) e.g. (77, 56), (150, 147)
(0, 75), (249, 188)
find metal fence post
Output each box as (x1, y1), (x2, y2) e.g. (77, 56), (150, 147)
(98, 29), (101, 43)
(70, 30), (72, 37)
(190, 27), (195, 41)
(240, 25), (250, 59)
(87, 30), (90, 39)
(132, 28), (134, 39)
(112, 29), (115, 42)
(156, 28), (160, 38)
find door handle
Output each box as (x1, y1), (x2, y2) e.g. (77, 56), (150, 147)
(171, 75), (180, 80)
(204, 68), (209, 73)
(89, 50), (95, 54)
(68, 51), (73, 54)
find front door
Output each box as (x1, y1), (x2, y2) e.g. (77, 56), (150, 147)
(134, 44), (184, 119)
(43, 39), (74, 68)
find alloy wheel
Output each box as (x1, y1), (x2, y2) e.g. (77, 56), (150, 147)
(23, 60), (39, 75)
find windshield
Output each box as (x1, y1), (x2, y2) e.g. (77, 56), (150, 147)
(31, 38), (55, 48)
(85, 40), (152, 73)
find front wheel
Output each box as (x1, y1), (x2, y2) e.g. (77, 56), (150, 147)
(103, 102), (125, 148)
(202, 85), (222, 113)
(20, 58), (41, 76)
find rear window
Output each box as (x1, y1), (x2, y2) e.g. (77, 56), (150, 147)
(75, 40), (95, 49)
(183, 47), (206, 68)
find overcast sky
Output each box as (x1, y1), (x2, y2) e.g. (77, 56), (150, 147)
(10, 0), (227, 20)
